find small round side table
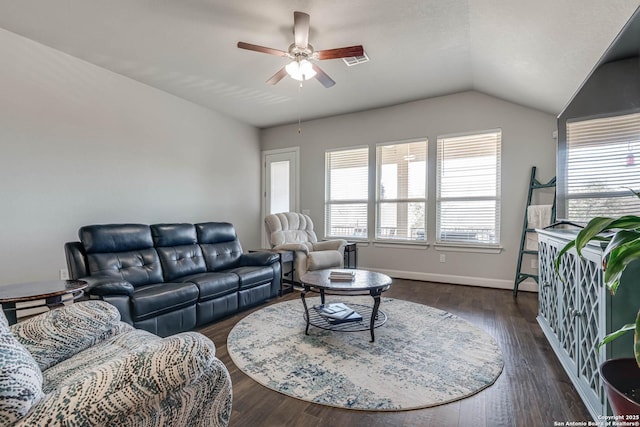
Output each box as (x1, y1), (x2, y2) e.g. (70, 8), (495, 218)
(0, 280), (88, 325)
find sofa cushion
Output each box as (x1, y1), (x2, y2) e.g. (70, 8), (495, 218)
(151, 223), (198, 247)
(225, 266), (273, 290)
(195, 222), (236, 244)
(180, 272), (239, 301)
(131, 283), (199, 321)
(196, 222), (243, 271)
(0, 319), (43, 425)
(87, 248), (164, 287)
(200, 241), (243, 271)
(80, 224), (153, 254)
(156, 245), (207, 282)
(265, 212), (318, 247)
(10, 301), (123, 371)
(307, 250), (344, 271)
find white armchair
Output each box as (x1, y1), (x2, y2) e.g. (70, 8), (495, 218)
(264, 212), (348, 281)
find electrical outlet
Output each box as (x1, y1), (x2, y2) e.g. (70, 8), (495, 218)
(59, 268), (69, 280)
(531, 259), (539, 269)
(439, 254), (446, 263)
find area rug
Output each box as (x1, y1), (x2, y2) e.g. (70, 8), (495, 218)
(227, 296), (504, 411)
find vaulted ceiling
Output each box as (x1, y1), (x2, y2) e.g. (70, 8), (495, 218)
(1, 0), (639, 128)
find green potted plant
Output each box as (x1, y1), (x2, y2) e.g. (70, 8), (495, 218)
(556, 191), (640, 416)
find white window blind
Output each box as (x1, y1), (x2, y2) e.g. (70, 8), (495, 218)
(565, 112), (640, 221)
(437, 130), (501, 245)
(325, 147), (369, 239)
(376, 140), (427, 241)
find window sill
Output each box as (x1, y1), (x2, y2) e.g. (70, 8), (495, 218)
(373, 241), (429, 250)
(434, 243), (503, 254)
(326, 238), (369, 244)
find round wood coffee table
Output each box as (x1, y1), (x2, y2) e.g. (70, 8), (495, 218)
(0, 280), (88, 325)
(300, 269), (392, 342)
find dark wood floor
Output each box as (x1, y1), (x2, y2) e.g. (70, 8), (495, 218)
(197, 279), (592, 427)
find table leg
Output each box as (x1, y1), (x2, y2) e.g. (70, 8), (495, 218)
(370, 293), (381, 342)
(2, 302), (17, 326)
(45, 295), (63, 310)
(301, 287), (310, 335)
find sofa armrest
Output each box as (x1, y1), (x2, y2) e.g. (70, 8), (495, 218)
(273, 242), (310, 254)
(18, 332), (230, 426)
(10, 301), (126, 371)
(64, 241), (88, 279)
(240, 251), (279, 266)
(313, 239), (348, 252)
(82, 276), (134, 296)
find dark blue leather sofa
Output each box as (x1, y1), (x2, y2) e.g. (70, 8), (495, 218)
(64, 222), (281, 337)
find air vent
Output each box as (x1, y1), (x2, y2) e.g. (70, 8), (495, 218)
(342, 51), (369, 66)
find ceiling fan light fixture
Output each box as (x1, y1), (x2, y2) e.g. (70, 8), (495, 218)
(285, 59), (317, 81)
(237, 11), (360, 87)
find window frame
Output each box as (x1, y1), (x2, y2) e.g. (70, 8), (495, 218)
(436, 129), (502, 248)
(374, 138), (428, 244)
(324, 146), (370, 241)
(560, 111), (640, 222)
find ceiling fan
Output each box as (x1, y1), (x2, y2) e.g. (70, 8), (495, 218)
(237, 11), (364, 88)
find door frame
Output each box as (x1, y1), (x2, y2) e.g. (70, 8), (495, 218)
(261, 147), (300, 247)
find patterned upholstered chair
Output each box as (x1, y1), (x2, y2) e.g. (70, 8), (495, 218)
(0, 301), (231, 426)
(264, 212), (347, 282)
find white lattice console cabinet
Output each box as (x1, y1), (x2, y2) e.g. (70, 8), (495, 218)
(537, 229), (638, 420)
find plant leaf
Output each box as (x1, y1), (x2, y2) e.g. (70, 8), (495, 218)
(603, 237), (640, 294)
(599, 323), (635, 348)
(573, 217), (617, 257)
(603, 229), (640, 259)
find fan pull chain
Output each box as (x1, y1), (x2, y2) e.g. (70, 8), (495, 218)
(297, 81), (303, 134)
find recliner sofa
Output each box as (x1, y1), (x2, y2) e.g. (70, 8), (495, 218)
(0, 300), (231, 426)
(65, 222), (281, 337)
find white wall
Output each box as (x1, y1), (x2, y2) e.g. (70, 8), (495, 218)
(261, 91), (557, 291)
(0, 28), (261, 285)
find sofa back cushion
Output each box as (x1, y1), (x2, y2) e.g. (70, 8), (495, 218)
(196, 222), (243, 271)
(151, 224), (206, 282)
(265, 212), (318, 248)
(80, 224), (164, 286)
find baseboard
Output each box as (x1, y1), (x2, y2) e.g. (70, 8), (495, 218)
(371, 268), (539, 293)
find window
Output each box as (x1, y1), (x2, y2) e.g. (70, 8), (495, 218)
(325, 147), (369, 239)
(563, 112), (640, 222)
(376, 140), (427, 241)
(436, 130), (501, 245)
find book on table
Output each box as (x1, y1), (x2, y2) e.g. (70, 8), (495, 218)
(313, 302), (362, 323)
(327, 310), (363, 324)
(329, 270), (356, 281)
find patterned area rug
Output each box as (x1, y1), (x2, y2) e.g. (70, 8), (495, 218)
(227, 296), (504, 411)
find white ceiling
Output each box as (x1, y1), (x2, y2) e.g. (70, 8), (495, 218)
(1, 0), (639, 128)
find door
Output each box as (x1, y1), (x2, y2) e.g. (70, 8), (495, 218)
(262, 148), (300, 247)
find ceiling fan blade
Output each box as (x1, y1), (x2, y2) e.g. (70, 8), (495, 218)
(294, 11), (310, 48)
(311, 64), (335, 88)
(316, 45), (364, 60)
(237, 41), (288, 57)
(266, 67), (288, 85)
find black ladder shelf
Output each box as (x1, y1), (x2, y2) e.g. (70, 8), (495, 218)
(513, 166), (556, 297)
